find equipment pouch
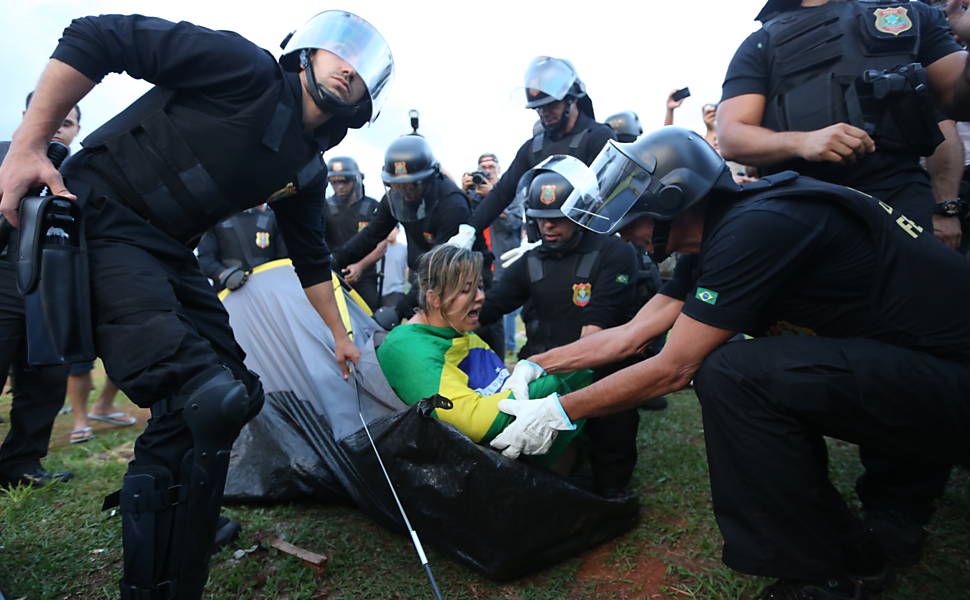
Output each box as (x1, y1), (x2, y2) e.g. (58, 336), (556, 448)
(766, 73), (848, 132)
(856, 9), (919, 58)
(17, 196), (95, 365)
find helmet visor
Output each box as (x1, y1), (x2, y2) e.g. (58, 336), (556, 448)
(562, 141), (656, 234)
(386, 183), (427, 223)
(284, 11), (394, 122)
(522, 57), (576, 107)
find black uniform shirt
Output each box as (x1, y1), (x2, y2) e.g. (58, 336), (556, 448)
(661, 195), (970, 360)
(333, 176), (472, 271)
(480, 232), (638, 331)
(469, 112), (615, 231)
(720, 1), (960, 190)
(52, 15), (346, 287)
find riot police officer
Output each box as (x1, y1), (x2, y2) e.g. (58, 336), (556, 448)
(479, 155), (642, 495)
(323, 156), (382, 308)
(198, 205), (288, 292)
(492, 127), (970, 599)
(448, 56), (616, 248)
(0, 11), (393, 600)
(604, 111), (643, 143)
(717, 0), (964, 229)
(334, 137), (473, 317)
(716, 0), (969, 560)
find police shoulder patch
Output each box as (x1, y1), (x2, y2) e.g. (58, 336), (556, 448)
(615, 273), (630, 284)
(695, 287), (718, 305)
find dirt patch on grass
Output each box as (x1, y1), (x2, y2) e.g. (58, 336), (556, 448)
(574, 543), (669, 599)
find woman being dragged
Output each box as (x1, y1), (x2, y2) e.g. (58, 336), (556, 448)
(377, 244), (590, 468)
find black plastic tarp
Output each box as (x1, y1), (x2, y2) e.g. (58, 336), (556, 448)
(223, 261), (638, 580)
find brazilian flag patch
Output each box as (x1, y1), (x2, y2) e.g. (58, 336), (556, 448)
(695, 287), (719, 305)
(615, 273), (629, 284)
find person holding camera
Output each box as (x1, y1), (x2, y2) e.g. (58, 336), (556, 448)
(447, 56), (615, 250)
(715, 0), (970, 578)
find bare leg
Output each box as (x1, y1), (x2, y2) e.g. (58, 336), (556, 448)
(67, 371), (93, 439)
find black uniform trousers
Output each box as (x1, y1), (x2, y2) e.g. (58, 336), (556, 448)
(83, 194), (262, 499)
(693, 336), (970, 580)
(856, 179), (951, 525)
(0, 261), (68, 478)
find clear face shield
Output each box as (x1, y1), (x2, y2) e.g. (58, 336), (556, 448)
(561, 141), (659, 234)
(521, 57), (577, 107)
(386, 181), (428, 223)
(284, 11), (395, 122)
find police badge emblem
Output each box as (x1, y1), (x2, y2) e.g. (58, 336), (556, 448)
(527, 78), (541, 97)
(332, 161), (344, 172)
(394, 161), (408, 175)
(540, 184), (557, 205)
(572, 283), (591, 307)
(873, 7), (912, 36)
(255, 231), (270, 248)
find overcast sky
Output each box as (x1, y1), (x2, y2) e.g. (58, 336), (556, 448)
(0, 0), (767, 191)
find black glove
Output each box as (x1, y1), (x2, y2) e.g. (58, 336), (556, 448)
(372, 306), (400, 331)
(219, 267), (249, 291)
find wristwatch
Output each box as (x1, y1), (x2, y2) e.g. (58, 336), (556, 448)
(933, 198), (967, 218)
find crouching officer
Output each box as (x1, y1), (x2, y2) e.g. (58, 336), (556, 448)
(479, 155), (642, 495)
(492, 127), (970, 599)
(198, 205), (288, 292)
(324, 156), (382, 309)
(0, 11), (393, 600)
(448, 55), (615, 249)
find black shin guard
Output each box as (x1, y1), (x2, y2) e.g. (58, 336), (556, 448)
(116, 368), (257, 600)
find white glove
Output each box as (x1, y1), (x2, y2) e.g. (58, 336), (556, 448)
(489, 393), (576, 459)
(499, 239), (541, 269)
(499, 359), (545, 402)
(445, 224), (476, 250)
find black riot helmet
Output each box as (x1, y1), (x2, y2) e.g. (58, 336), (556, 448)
(562, 127), (736, 259)
(381, 136), (440, 222)
(280, 11), (394, 128)
(523, 56), (587, 109)
(327, 156), (364, 202)
(327, 156), (362, 180)
(605, 111), (643, 143)
(756, 0), (801, 21)
(523, 56), (596, 136)
(518, 155), (598, 249)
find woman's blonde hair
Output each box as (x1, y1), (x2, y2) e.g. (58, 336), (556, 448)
(416, 244), (483, 316)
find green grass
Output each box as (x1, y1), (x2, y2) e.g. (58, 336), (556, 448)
(1, 385), (967, 599)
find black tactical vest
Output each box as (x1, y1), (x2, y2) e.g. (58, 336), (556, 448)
(325, 194), (380, 249)
(78, 72), (330, 246)
(762, 1), (943, 160)
(520, 238), (601, 356)
(736, 171), (970, 361)
(530, 127), (590, 165)
(213, 210), (283, 271)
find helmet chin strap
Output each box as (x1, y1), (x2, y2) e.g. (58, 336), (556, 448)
(300, 50), (357, 120)
(542, 98), (574, 140)
(649, 220), (672, 263)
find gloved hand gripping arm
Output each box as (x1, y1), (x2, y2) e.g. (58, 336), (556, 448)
(488, 392), (576, 459)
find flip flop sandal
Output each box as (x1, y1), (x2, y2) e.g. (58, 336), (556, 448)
(87, 412), (137, 426)
(69, 427), (95, 444)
